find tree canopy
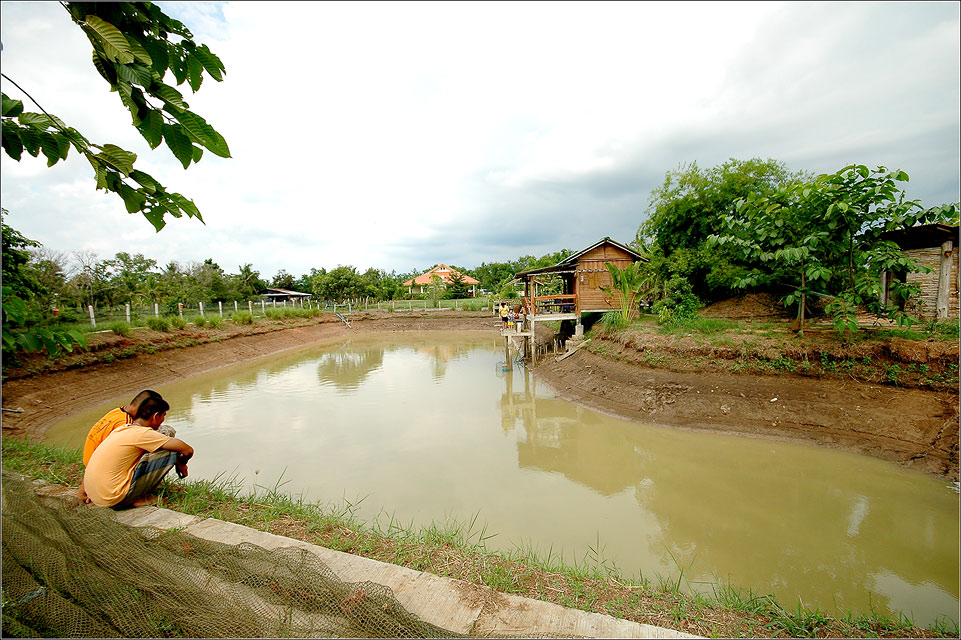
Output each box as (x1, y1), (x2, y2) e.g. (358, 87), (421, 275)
(1, 1), (229, 232)
(708, 165), (960, 332)
(637, 158), (810, 302)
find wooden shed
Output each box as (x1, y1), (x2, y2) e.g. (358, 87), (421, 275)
(515, 237), (647, 327)
(878, 224), (959, 320)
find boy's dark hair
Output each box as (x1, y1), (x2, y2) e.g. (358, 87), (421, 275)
(130, 389), (161, 407)
(135, 396), (170, 421)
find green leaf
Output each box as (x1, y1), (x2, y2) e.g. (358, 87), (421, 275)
(90, 48), (118, 85)
(40, 132), (66, 166)
(1, 289), (28, 325)
(895, 170), (909, 182)
(18, 331), (43, 353)
(99, 143), (137, 176)
(116, 62), (154, 88)
(125, 35), (154, 66)
(117, 182), (147, 213)
(116, 81), (141, 125)
(169, 52), (188, 85)
(191, 145), (203, 163)
(1, 123), (23, 160)
(63, 127), (90, 151)
(151, 84), (186, 110)
(141, 37), (170, 75)
(162, 123), (193, 168)
(95, 165), (108, 190)
(193, 45), (225, 81)
(186, 52), (204, 92)
(2, 93), (23, 117)
(170, 193), (202, 221)
(142, 206), (167, 232)
(68, 330), (88, 349)
(137, 109), (164, 148)
(130, 169), (158, 193)
(85, 15), (135, 63)
(170, 110), (230, 157)
(18, 111), (66, 130)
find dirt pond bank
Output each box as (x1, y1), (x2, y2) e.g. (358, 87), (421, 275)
(2, 311), (957, 480)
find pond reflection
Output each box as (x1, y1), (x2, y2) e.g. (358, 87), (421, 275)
(44, 332), (959, 627)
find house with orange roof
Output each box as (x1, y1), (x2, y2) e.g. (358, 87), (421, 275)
(403, 264), (479, 296)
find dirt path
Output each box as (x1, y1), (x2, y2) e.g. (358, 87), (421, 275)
(2, 312), (957, 480)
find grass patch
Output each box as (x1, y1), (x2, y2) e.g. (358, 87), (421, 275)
(145, 316), (170, 332)
(3, 437), (949, 639)
(108, 321), (131, 337)
(657, 316), (740, 336)
(199, 315), (226, 330)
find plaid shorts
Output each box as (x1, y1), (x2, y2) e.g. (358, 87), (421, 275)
(112, 449), (178, 509)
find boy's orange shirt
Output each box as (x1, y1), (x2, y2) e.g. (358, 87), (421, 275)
(82, 407), (133, 466)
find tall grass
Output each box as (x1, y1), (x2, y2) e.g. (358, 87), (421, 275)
(145, 316), (170, 332)
(108, 321), (131, 337)
(657, 315), (740, 336)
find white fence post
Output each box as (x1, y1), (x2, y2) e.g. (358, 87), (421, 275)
(178, 302), (183, 318)
(219, 301), (223, 317)
(261, 300), (265, 314)
(248, 300), (253, 314)
(234, 301), (238, 313)
(125, 303), (131, 323)
(88, 305), (96, 328)
(154, 303), (159, 318)
(199, 302), (204, 317)
(283, 299), (287, 308)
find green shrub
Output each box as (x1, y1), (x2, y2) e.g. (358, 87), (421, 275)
(146, 316), (170, 332)
(108, 321), (130, 337)
(600, 310), (627, 331)
(231, 311), (254, 325)
(202, 316), (226, 330)
(652, 276), (702, 326)
(169, 316), (187, 330)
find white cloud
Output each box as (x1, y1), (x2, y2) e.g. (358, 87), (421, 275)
(2, 1), (958, 279)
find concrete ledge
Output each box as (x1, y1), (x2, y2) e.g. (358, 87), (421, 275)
(111, 505), (700, 638)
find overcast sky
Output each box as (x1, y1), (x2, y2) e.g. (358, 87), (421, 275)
(1, 1), (958, 280)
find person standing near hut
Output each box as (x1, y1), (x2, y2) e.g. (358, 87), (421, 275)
(499, 302), (509, 329)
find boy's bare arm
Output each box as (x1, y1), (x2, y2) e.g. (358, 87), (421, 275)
(160, 437), (194, 460)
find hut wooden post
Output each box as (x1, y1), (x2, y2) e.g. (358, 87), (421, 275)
(938, 240), (953, 319)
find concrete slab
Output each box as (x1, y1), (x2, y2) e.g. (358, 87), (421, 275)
(101, 508), (700, 639)
(111, 504), (202, 530)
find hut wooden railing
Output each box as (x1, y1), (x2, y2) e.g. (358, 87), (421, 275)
(531, 294), (577, 316)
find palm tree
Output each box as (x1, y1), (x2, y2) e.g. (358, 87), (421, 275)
(599, 261), (651, 325)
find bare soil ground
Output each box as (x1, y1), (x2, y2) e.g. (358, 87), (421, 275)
(2, 308), (958, 480)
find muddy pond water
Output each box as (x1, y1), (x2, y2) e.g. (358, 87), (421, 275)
(46, 331), (960, 627)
